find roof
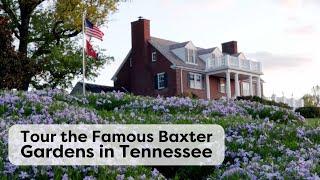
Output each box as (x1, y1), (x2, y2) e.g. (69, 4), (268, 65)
(197, 47), (218, 55)
(169, 41), (190, 49)
(70, 82), (124, 95)
(148, 37), (206, 70)
(111, 50), (131, 80)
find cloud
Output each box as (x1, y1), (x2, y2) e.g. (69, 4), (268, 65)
(160, 0), (235, 14)
(285, 24), (317, 35)
(246, 51), (312, 70)
(275, 0), (320, 8)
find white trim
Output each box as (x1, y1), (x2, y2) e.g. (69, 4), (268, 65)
(111, 50), (132, 80)
(226, 71), (231, 99)
(151, 51), (157, 62)
(171, 65), (204, 73)
(180, 69), (183, 94)
(218, 78), (226, 93)
(186, 49), (197, 65)
(206, 74), (210, 99)
(157, 72), (165, 90)
(189, 72), (203, 90)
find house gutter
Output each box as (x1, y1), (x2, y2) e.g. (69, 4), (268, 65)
(180, 68), (183, 94)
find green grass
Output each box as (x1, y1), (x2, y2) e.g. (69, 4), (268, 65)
(305, 118), (320, 127)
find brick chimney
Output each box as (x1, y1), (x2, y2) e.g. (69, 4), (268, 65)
(131, 17), (150, 50)
(222, 41), (238, 55)
(129, 17), (151, 95)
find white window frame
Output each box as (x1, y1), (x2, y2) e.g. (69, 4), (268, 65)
(157, 72), (165, 89)
(242, 82), (250, 96)
(186, 49), (196, 65)
(219, 78), (226, 93)
(152, 51), (157, 62)
(189, 72), (202, 89)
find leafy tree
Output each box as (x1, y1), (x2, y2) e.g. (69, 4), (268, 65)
(0, 0), (119, 90)
(0, 17), (38, 89)
(311, 85), (320, 106)
(302, 94), (316, 107)
(302, 85), (320, 107)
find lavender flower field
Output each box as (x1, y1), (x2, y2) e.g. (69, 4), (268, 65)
(0, 89), (319, 179)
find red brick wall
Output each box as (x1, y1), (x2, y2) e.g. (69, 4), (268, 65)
(209, 76), (245, 99)
(149, 47), (177, 97)
(176, 69), (206, 99)
(115, 19), (177, 97)
(114, 54), (132, 92)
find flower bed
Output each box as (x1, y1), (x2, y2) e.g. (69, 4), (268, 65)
(0, 90), (318, 179)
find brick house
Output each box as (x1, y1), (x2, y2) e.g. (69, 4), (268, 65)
(112, 18), (263, 99)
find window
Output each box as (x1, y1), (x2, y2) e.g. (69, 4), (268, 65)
(219, 78), (226, 93)
(189, 73), (202, 89)
(186, 49), (196, 64)
(155, 72), (166, 90)
(242, 82), (250, 96)
(152, 51), (157, 62)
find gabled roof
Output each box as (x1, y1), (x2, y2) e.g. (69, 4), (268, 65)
(111, 50), (131, 80)
(197, 47), (218, 55)
(169, 41), (190, 49)
(149, 37), (206, 70)
(70, 82), (123, 95)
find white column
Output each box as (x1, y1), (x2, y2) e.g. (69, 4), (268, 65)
(206, 74), (210, 99)
(249, 75), (253, 96)
(256, 76), (261, 97)
(226, 71), (231, 99)
(235, 73), (240, 97)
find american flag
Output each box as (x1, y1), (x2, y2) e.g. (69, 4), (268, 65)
(85, 19), (104, 41)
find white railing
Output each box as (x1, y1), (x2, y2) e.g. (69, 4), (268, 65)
(206, 55), (262, 73)
(267, 95), (304, 109)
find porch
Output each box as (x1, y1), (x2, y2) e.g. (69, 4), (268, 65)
(205, 70), (263, 99)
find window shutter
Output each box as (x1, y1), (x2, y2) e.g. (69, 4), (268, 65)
(164, 73), (168, 88)
(154, 75), (158, 89)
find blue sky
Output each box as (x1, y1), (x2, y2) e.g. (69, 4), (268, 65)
(81, 0), (320, 98)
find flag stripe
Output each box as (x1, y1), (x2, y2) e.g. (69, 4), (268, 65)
(85, 19), (104, 41)
(85, 33), (103, 40)
(85, 28), (104, 36)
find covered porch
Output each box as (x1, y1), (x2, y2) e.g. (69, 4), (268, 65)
(205, 70), (263, 99)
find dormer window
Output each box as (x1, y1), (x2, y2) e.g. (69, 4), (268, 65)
(186, 49), (196, 64)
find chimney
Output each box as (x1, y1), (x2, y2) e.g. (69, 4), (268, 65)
(131, 17), (150, 50)
(222, 41), (238, 55)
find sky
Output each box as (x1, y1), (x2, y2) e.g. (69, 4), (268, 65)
(79, 0), (320, 98)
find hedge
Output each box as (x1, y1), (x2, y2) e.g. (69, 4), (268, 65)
(236, 96), (292, 109)
(295, 107), (320, 118)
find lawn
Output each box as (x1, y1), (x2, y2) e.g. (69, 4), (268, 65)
(0, 90), (319, 179)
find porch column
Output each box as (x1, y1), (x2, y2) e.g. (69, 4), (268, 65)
(234, 73), (240, 97)
(206, 74), (210, 99)
(226, 71), (231, 99)
(249, 75), (253, 96)
(256, 76), (262, 97)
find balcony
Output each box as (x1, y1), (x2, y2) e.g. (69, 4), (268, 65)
(206, 55), (262, 74)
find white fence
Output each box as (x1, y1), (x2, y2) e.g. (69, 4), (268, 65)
(267, 95), (304, 109)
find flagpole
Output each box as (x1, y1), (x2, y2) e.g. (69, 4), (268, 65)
(82, 10), (86, 96)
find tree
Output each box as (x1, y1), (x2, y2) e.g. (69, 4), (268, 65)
(302, 85), (320, 107)
(0, 0), (119, 90)
(311, 85), (320, 106)
(0, 17), (39, 89)
(302, 94), (316, 107)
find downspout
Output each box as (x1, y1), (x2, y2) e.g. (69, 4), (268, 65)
(180, 68), (183, 94)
